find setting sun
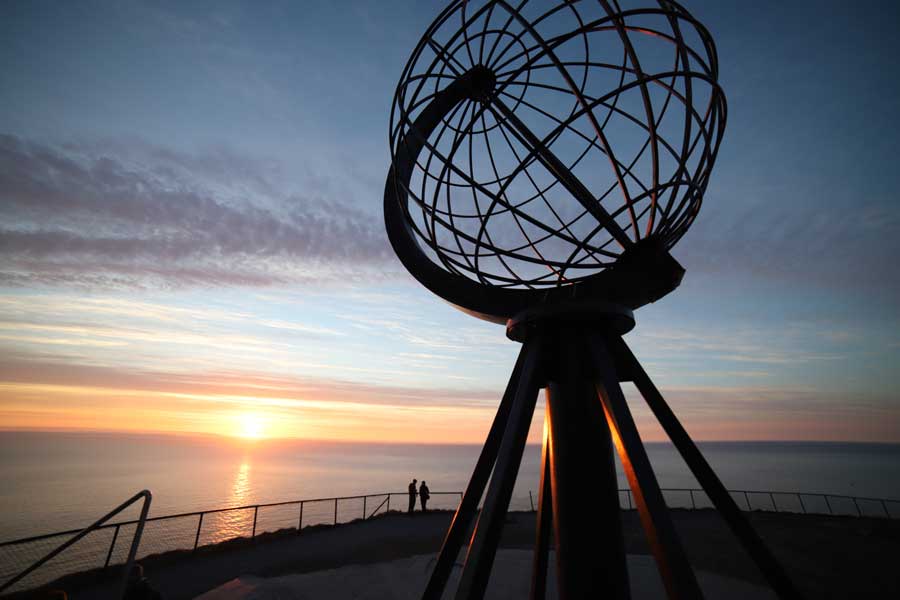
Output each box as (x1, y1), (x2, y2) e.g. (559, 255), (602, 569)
(236, 413), (266, 440)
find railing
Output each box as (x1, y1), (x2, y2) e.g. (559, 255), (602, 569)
(1, 487), (896, 596)
(0, 490), (151, 599)
(0, 491), (463, 596)
(625, 488), (899, 519)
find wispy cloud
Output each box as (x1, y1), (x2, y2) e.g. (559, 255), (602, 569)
(0, 134), (395, 288)
(630, 325), (845, 366)
(679, 180), (900, 301)
(0, 356), (501, 410)
(622, 384), (900, 442)
(2, 355), (897, 442)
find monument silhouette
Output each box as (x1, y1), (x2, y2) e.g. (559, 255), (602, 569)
(383, 1), (799, 598)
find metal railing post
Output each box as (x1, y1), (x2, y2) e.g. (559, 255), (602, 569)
(529, 490), (535, 512)
(1, 490), (152, 599)
(363, 496), (367, 519)
(387, 494), (391, 512)
(116, 491), (152, 600)
(824, 494), (833, 514)
(689, 490), (695, 509)
(882, 499), (890, 518)
(367, 495), (390, 519)
(298, 501), (304, 532)
(769, 492), (777, 512)
(334, 498), (338, 525)
(193, 513), (204, 550)
(744, 491), (751, 511)
(104, 524), (121, 568)
(797, 494), (806, 514)
(627, 489), (632, 510)
(251, 506), (258, 539)
(852, 497), (861, 517)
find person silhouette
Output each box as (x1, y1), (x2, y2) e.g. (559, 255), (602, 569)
(408, 478), (417, 513)
(419, 480), (430, 513)
(123, 563), (161, 600)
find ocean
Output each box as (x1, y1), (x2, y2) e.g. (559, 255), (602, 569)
(3, 431), (900, 543)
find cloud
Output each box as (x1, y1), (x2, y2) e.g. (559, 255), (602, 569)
(631, 327), (844, 366)
(0, 354), (500, 410)
(676, 166), (900, 301)
(0, 134), (395, 288)
(2, 352), (897, 442)
(627, 384), (900, 443)
(5, 129), (897, 299)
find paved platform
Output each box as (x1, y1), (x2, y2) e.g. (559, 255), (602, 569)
(67, 509), (900, 600)
(197, 551), (775, 600)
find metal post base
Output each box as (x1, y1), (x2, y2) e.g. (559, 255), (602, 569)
(421, 312), (802, 600)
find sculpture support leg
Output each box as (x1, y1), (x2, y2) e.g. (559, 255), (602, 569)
(610, 337), (802, 600)
(589, 335), (703, 600)
(455, 338), (544, 600)
(422, 344), (529, 600)
(546, 330), (630, 600)
(529, 403), (553, 600)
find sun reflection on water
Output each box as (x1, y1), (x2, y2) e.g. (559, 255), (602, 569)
(208, 457), (254, 543)
(231, 459), (252, 505)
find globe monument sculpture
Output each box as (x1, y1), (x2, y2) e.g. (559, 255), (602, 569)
(384, 1), (799, 599)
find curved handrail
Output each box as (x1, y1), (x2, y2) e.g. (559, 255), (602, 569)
(0, 490), (151, 599)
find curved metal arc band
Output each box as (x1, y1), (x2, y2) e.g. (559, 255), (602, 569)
(389, 0), (499, 151)
(394, 97), (613, 276)
(492, 35), (707, 238)
(478, 1), (722, 241)
(478, 104), (617, 282)
(396, 64), (723, 246)
(388, 64), (614, 320)
(488, 0), (640, 241)
(484, 6), (724, 224)
(385, 7), (717, 319)
(488, 96), (632, 249)
(396, 1), (638, 269)
(391, 0), (726, 298)
(396, 87), (621, 276)
(487, 74), (707, 272)
(384, 71), (545, 323)
(471, 102), (569, 285)
(597, 0), (662, 235)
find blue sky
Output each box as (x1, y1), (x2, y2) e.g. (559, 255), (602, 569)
(0, 0), (898, 442)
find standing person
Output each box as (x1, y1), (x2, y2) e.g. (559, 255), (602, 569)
(123, 564), (162, 600)
(408, 478), (417, 514)
(419, 480), (430, 513)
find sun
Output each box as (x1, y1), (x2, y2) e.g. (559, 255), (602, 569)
(236, 413), (266, 440)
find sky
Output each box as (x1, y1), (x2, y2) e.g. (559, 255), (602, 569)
(0, 0), (898, 444)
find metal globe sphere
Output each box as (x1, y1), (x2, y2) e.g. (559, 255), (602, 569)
(385, 0), (726, 322)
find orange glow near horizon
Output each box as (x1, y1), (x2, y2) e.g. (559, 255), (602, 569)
(2, 378), (898, 444)
(0, 381), (506, 444)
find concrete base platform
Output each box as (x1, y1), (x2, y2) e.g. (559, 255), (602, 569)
(197, 550), (775, 599)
